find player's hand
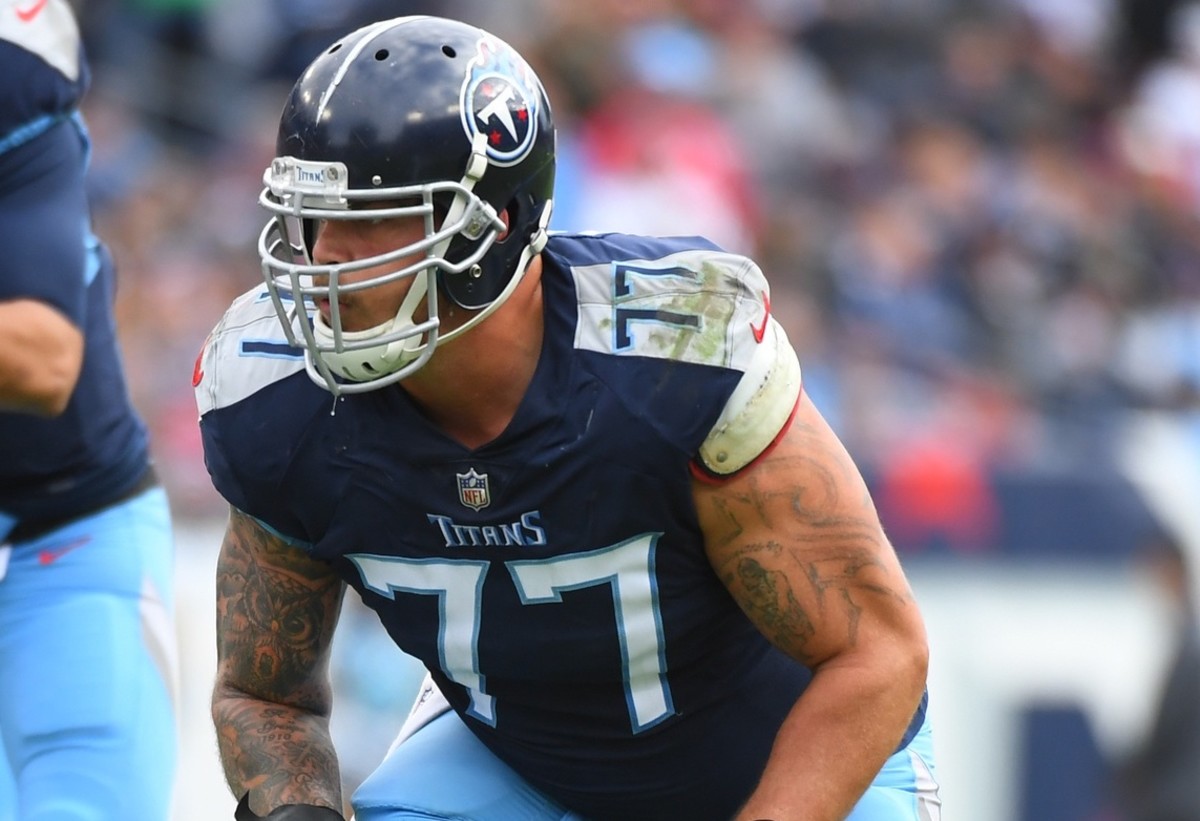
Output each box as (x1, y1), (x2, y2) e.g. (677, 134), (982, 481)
(234, 793), (345, 821)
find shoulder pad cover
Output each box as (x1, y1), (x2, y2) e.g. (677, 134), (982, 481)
(698, 317), (801, 476)
(194, 286), (307, 417)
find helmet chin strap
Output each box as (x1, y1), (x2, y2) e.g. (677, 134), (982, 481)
(406, 197), (553, 354)
(310, 271), (432, 381)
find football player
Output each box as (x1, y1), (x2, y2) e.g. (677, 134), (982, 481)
(0, 1), (178, 817)
(197, 15), (939, 821)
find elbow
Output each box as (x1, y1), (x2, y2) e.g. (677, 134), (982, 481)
(212, 665), (335, 721)
(0, 318), (85, 416)
(26, 375), (78, 417)
(34, 330), (85, 416)
(859, 607), (930, 711)
(911, 639), (931, 703)
(897, 619), (931, 706)
(18, 359), (82, 417)
(0, 301), (85, 416)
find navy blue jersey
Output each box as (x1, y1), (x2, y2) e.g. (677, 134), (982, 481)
(198, 232), (926, 820)
(0, 0), (88, 152)
(0, 5), (150, 527)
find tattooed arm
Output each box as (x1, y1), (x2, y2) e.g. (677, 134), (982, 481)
(213, 506), (347, 817)
(694, 392), (929, 821)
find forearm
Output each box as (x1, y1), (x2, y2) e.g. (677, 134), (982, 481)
(213, 507), (348, 814)
(0, 300), (83, 416)
(213, 685), (343, 814)
(0, 299), (83, 413)
(735, 657), (925, 821)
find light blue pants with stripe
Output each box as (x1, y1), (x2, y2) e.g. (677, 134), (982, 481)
(0, 488), (177, 820)
(353, 707), (941, 820)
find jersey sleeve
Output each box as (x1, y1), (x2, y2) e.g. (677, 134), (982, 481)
(194, 286), (316, 543)
(0, 3), (91, 320)
(566, 238), (802, 471)
(0, 0), (87, 147)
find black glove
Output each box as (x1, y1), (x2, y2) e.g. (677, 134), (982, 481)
(234, 793), (345, 821)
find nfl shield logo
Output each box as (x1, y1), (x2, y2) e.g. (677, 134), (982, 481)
(457, 468), (491, 511)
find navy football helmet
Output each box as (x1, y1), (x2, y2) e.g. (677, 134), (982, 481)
(257, 16), (555, 394)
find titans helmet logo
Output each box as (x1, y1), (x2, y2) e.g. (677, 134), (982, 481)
(460, 37), (542, 167)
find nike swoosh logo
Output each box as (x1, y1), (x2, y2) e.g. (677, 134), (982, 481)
(192, 345), (205, 388)
(16, 0), (49, 23)
(750, 292), (771, 344)
(37, 536), (91, 566)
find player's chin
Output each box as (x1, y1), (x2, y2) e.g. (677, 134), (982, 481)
(318, 301), (363, 328)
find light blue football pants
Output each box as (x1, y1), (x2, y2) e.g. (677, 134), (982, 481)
(0, 488), (177, 820)
(352, 705), (941, 820)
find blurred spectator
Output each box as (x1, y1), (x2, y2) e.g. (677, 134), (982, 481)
(1119, 2), (1200, 214)
(557, 20), (761, 252)
(874, 378), (1004, 556)
(1118, 526), (1200, 821)
(1114, 0), (1191, 83)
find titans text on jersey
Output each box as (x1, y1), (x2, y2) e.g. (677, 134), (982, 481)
(427, 510), (546, 548)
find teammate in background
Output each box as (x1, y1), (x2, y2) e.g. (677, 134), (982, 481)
(196, 15), (938, 821)
(0, 1), (178, 818)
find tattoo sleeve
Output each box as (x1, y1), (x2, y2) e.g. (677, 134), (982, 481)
(213, 507), (346, 811)
(697, 400), (915, 669)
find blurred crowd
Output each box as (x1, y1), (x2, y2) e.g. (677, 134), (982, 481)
(72, 0), (1200, 524)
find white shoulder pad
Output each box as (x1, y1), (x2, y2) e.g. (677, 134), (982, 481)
(194, 287), (307, 417)
(698, 317), (801, 476)
(0, 0), (81, 82)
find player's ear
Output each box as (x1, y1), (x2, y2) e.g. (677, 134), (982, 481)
(497, 207), (512, 242)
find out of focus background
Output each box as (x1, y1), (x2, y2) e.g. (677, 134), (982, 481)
(65, 0), (1200, 817)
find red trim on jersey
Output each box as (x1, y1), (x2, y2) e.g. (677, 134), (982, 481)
(688, 388), (802, 485)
